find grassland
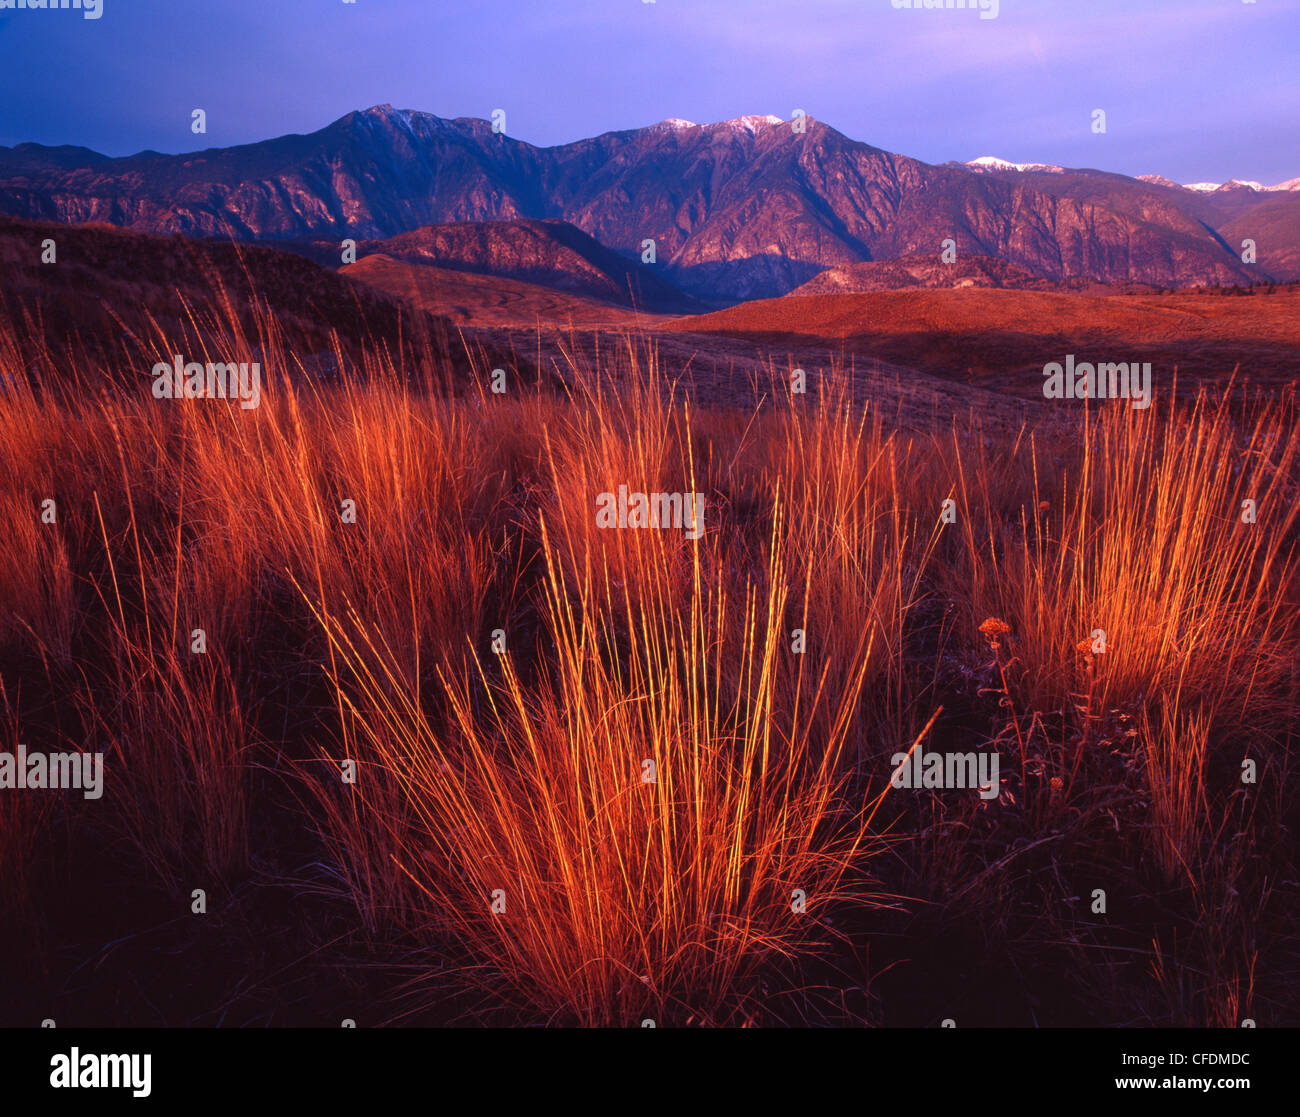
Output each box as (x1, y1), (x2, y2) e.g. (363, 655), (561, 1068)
(0, 280), (1296, 1027)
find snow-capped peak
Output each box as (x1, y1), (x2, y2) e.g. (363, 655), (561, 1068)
(966, 155), (1064, 174)
(657, 118), (697, 130)
(725, 114), (785, 133)
(1180, 177), (1298, 193)
(1138, 173), (1300, 193)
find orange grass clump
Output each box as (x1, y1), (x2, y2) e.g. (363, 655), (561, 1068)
(301, 497), (883, 1026)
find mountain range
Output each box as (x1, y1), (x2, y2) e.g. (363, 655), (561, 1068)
(2, 105), (1297, 303)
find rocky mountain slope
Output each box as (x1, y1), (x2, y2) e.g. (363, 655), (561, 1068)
(0, 106), (1285, 301)
(351, 219), (703, 313)
(789, 253), (1123, 295)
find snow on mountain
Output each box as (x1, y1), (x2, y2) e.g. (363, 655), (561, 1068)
(1179, 177), (1300, 193)
(724, 114), (785, 133)
(966, 155), (1064, 174)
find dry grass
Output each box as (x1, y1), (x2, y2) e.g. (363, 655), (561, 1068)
(953, 393), (1300, 726)
(0, 295), (1296, 1025)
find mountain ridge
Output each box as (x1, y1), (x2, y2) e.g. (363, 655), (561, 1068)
(2, 105), (1294, 299)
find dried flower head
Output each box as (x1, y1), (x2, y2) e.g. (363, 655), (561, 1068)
(979, 617), (1011, 648)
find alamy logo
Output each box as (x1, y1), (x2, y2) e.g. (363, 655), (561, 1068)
(891, 0), (999, 20)
(151, 355), (262, 409)
(890, 745), (1000, 800)
(0, 746), (103, 800)
(0, 0), (102, 18)
(595, 485), (705, 540)
(1043, 356), (1152, 410)
(50, 1049), (150, 1097)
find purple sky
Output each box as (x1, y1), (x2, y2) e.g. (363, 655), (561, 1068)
(0, 0), (1296, 185)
